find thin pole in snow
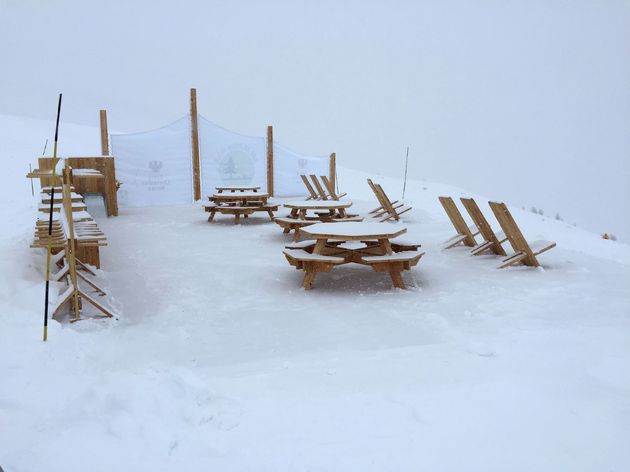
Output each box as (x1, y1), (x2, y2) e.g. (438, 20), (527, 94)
(402, 146), (409, 201)
(43, 94), (62, 342)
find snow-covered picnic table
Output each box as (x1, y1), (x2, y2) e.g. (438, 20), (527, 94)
(284, 222), (425, 289)
(204, 191), (276, 224)
(215, 186), (261, 193)
(275, 200), (363, 240)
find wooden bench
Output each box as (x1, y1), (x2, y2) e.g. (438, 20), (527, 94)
(489, 201), (556, 268)
(362, 252), (426, 288)
(283, 249), (345, 289)
(204, 203), (277, 224)
(460, 197), (507, 256)
(274, 217), (317, 240)
(367, 179), (412, 222)
(438, 196), (479, 249)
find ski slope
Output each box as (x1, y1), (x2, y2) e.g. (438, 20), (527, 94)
(0, 115), (629, 471)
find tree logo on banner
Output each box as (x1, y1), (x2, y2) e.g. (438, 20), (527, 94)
(218, 143), (256, 183)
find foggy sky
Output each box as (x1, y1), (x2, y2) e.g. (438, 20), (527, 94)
(2, 0), (629, 240)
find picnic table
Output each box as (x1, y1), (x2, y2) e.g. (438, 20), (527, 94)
(204, 191), (277, 224)
(215, 186), (261, 193)
(275, 200), (363, 241)
(283, 222), (425, 289)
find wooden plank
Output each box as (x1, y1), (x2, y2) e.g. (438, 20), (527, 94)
(460, 197), (506, 256)
(309, 175), (329, 200)
(267, 125), (274, 196)
(488, 202), (540, 267)
(329, 152), (336, 193)
(99, 110), (109, 155)
(438, 196), (477, 247)
(190, 88), (201, 201)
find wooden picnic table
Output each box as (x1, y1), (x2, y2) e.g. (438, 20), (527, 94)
(205, 192), (277, 224)
(276, 200), (362, 241)
(215, 186), (261, 193)
(284, 222), (425, 289)
(210, 191), (269, 206)
(284, 200), (353, 220)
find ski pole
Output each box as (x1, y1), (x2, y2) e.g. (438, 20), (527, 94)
(43, 94), (62, 342)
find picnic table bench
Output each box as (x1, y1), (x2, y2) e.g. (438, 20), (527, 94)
(283, 222), (425, 289)
(215, 186), (261, 193)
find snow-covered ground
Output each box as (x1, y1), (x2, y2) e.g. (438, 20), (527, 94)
(1, 116), (629, 471)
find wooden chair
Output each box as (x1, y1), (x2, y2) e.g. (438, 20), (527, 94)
(320, 175), (347, 200)
(488, 202), (556, 268)
(309, 175), (331, 200)
(300, 175), (321, 200)
(367, 179), (412, 222)
(460, 197), (507, 256)
(438, 196), (479, 249)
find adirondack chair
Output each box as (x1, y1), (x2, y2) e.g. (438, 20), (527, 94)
(367, 179), (411, 222)
(460, 197), (507, 256)
(488, 202), (556, 268)
(438, 196), (479, 249)
(320, 175), (347, 200)
(309, 175), (331, 200)
(300, 175), (320, 200)
(375, 183), (412, 222)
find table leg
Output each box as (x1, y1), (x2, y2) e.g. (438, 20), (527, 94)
(290, 208), (299, 218)
(338, 208), (347, 218)
(313, 239), (327, 254)
(299, 209), (307, 220)
(378, 239), (393, 255)
(234, 213), (241, 225)
(389, 270), (405, 289)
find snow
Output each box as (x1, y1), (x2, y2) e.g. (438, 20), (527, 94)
(302, 221), (406, 239)
(1, 115), (629, 471)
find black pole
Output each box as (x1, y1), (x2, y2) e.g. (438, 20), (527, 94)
(43, 94), (62, 342)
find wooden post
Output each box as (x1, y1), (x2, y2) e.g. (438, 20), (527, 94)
(190, 88), (201, 201)
(329, 152), (336, 193)
(266, 125), (274, 196)
(99, 110), (109, 156)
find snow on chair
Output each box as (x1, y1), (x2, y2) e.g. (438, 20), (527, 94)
(460, 197), (508, 256)
(488, 201), (556, 269)
(438, 196), (479, 249)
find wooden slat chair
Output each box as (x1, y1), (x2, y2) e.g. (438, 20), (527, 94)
(374, 183), (412, 222)
(309, 175), (331, 200)
(300, 175), (321, 200)
(438, 196), (479, 249)
(367, 179), (403, 217)
(460, 197), (507, 256)
(320, 175), (347, 200)
(488, 202), (556, 268)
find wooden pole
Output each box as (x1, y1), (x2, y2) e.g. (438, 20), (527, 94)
(266, 125), (274, 196)
(329, 152), (336, 193)
(99, 110), (109, 155)
(190, 88), (201, 201)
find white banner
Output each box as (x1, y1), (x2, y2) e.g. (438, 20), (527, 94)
(110, 116), (193, 207)
(273, 143), (330, 197)
(198, 116), (267, 196)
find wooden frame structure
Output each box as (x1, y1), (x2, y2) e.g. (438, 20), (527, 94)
(367, 179), (412, 222)
(38, 156), (119, 217)
(488, 202), (556, 268)
(460, 197), (507, 256)
(438, 196), (479, 249)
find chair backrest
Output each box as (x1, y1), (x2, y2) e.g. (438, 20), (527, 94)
(300, 175), (319, 200)
(460, 197), (506, 256)
(320, 175), (339, 200)
(375, 184), (400, 219)
(367, 179), (386, 208)
(309, 175), (329, 200)
(438, 196), (477, 246)
(488, 201), (539, 266)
